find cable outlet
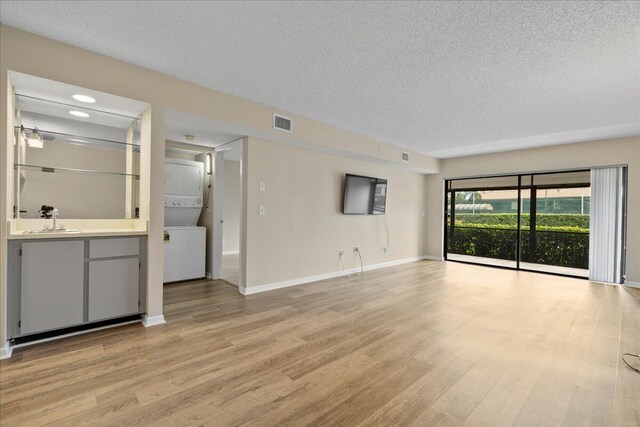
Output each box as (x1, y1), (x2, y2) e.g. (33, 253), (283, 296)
(353, 246), (359, 253)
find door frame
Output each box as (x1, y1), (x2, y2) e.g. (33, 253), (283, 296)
(212, 138), (245, 290)
(443, 168), (595, 279)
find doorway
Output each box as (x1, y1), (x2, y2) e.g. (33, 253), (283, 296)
(213, 139), (244, 287)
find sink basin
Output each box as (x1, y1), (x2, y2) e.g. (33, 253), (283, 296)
(23, 229), (81, 234)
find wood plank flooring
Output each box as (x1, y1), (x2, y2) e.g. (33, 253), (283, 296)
(1, 260), (639, 426)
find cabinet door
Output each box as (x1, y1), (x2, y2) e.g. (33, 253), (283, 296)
(20, 240), (85, 335)
(88, 258), (140, 321)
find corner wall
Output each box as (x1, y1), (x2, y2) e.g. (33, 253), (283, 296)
(244, 137), (429, 289)
(424, 136), (640, 283)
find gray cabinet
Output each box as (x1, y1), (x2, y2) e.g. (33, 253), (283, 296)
(7, 236), (147, 341)
(88, 258), (139, 321)
(20, 240), (85, 334)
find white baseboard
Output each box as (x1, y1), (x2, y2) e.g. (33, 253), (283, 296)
(1, 342), (12, 360)
(223, 250), (240, 255)
(142, 314), (166, 327)
(205, 271), (212, 279)
(422, 255), (444, 261)
(625, 280), (640, 288)
(240, 256), (428, 296)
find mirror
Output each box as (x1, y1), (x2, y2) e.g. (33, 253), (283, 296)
(11, 72), (148, 220)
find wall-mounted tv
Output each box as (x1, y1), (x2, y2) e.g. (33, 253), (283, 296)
(343, 174), (387, 215)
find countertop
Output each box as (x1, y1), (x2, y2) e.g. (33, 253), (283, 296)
(8, 228), (148, 240)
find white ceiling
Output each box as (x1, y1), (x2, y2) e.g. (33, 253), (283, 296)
(165, 109), (243, 148)
(2, 1), (638, 158)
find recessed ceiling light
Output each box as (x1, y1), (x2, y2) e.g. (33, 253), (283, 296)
(72, 94), (96, 103)
(69, 110), (90, 118)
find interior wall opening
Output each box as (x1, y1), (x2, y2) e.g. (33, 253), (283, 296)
(162, 109), (244, 290)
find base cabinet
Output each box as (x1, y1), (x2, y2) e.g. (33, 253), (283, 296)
(20, 240), (85, 335)
(7, 236), (147, 341)
(89, 258), (140, 322)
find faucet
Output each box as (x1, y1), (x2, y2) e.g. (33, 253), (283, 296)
(50, 208), (60, 230)
(44, 208), (64, 231)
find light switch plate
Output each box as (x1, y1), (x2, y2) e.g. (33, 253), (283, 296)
(259, 205), (266, 216)
(259, 181), (266, 192)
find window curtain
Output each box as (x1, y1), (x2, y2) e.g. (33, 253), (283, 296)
(589, 167), (625, 284)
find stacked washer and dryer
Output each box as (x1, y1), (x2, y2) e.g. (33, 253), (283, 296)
(163, 158), (207, 283)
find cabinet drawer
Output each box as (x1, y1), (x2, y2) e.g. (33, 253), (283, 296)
(88, 258), (140, 321)
(90, 238), (139, 259)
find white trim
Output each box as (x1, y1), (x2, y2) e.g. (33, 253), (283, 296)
(142, 314), (166, 327)
(422, 255), (444, 261)
(205, 271), (212, 279)
(239, 256), (428, 295)
(1, 342), (12, 360)
(624, 281), (640, 288)
(223, 250), (240, 255)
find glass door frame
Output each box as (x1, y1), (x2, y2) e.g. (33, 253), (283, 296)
(443, 168), (594, 279)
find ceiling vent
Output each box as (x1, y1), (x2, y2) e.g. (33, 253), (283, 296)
(273, 114), (292, 133)
(401, 151), (410, 162)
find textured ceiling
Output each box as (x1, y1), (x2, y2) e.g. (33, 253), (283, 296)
(1, 1), (638, 158)
(165, 109), (243, 148)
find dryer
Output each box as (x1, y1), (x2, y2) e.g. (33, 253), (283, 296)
(163, 158), (206, 283)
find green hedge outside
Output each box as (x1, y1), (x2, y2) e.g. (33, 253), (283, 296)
(453, 213), (589, 232)
(448, 228), (589, 269)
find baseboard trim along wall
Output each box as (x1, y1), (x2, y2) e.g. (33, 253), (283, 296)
(422, 255), (445, 261)
(239, 256), (436, 295)
(1, 342), (12, 360)
(142, 314), (166, 327)
(625, 281), (640, 288)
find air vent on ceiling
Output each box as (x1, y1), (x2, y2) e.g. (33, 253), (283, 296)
(273, 114), (292, 133)
(401, 151), (410, 162)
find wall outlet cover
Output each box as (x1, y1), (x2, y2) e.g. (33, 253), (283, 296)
(259, 205), (266, 216)
(259, 181), (266, 192)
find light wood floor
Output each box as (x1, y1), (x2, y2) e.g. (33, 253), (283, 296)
(1, 261), (639, 426)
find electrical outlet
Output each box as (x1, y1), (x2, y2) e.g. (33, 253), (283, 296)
(259, 205), (266, 216)
(259, 181), (266, 192)
(353, 246), (359, 253)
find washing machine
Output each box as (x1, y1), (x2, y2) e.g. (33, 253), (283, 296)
(163, 158), (206, 283)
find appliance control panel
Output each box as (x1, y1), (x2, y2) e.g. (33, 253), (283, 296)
(164, 196), (202, 207)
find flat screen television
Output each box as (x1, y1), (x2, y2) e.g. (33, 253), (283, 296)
(343, 174), (387, 215)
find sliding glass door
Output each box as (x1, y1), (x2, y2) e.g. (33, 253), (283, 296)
(445, 170), (590, 278)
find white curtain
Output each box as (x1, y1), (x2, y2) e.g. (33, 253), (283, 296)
(589, 167), (625, 284)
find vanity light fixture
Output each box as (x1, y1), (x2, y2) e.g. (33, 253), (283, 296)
(206, 152), (212, 175)
(69, 110), (90, 118)
(72, 94), (96, 103)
